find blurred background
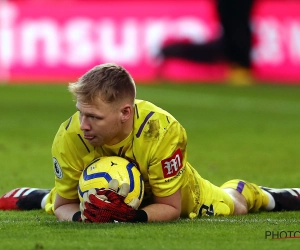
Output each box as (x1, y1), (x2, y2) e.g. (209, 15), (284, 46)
(1, 0), (300, 85)
(0, 0), (300, 191)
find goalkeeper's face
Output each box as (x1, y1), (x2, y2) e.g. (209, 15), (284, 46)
(76, 97), (133, 147)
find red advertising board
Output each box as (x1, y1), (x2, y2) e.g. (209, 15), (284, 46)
(251, 0), (300, 83)
(0, 0), (300, 84)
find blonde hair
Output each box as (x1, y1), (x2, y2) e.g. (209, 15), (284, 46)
(69, 63), (136, 104)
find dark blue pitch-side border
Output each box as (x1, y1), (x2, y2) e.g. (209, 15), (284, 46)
(78, 162), (144, 200)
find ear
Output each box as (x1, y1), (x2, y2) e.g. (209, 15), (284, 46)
(120, 104), (133, 123)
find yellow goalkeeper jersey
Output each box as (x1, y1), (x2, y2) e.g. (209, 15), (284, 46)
(52, 99), (232, 218)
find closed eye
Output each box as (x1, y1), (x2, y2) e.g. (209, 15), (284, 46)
(90, 115), (101, 120)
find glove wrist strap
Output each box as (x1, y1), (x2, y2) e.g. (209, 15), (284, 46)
(134, 209), (148, 223)
(72, 211), (82, 222)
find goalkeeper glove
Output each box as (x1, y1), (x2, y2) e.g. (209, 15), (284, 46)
(80, 179), (147, 223)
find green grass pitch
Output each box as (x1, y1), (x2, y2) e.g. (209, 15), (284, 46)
(0, 83), (300, 250)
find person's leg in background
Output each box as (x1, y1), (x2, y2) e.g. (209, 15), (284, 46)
(159, 0), (256, 85)
(218, 0), (255, 85)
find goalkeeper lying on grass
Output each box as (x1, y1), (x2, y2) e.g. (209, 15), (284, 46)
(1, 63), (300, 222)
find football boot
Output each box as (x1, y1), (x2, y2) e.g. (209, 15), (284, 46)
(0, 187), (50, 210)
(260, 186), (300, 211)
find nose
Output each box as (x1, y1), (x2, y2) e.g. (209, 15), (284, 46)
(80, 116), (90, 131)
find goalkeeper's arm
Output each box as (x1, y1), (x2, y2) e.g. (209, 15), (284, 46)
(54, 194), (80, 221)
(140, 189), (181, 222)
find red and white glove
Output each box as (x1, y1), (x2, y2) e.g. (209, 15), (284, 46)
(80, 179), (147, 223)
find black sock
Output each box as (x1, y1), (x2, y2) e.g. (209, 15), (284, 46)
(16, 189), (50, 210)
